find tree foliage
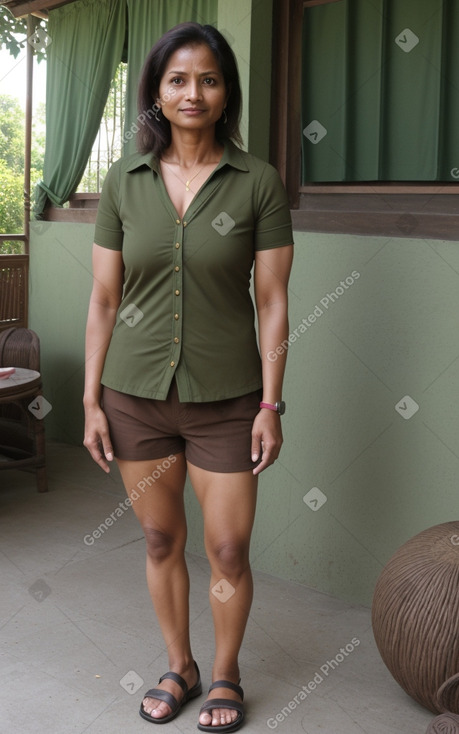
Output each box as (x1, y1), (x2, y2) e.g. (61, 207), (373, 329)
(0, 95), (24, 170)
(0, 159), (23, 237)
(0, 6), (47, 61)
(0, 94), (45, 253)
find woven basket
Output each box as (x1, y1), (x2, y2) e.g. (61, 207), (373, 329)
(372, 521), (459, 715)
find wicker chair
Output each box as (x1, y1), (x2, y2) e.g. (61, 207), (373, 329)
(0, 327), (48, 492)
(0, 255), (29, 331)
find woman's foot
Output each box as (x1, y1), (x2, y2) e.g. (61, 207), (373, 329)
(140, 660), (201, 722)
(198, 679), (244, 731)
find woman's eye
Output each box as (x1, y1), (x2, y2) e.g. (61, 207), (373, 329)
(171, 77), (183, 84)
(203, 77), (216, 85)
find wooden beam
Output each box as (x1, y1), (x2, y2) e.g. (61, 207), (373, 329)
(303, 0), (342, 7)
(300, 184), (459, 194)
(2, 0), (77, 18)
(24, 14), (35, 256)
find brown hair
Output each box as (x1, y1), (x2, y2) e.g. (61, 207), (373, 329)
(137, 22), (243, 156)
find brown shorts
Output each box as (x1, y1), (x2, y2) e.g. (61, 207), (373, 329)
(101, 380), (263, 473)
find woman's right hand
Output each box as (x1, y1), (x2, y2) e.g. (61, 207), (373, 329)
(83, 403), (114, 473)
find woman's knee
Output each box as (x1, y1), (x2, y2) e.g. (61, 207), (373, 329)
(143, 526), (180, 562)
(208, 539), (250, 578)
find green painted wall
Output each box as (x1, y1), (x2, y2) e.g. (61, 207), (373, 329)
(217, 0), (273, 158)
(185, 230), (459, 605)
(29, 221), (93, 445)
(29, 222), (459, 606)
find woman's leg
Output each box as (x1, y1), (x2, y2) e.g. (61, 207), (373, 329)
(117, 453), (199, 720)
(187, 463), (258, 728)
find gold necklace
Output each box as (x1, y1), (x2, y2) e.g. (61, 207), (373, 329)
(184, 166), (205, 191)
(162, 160), (207, 191)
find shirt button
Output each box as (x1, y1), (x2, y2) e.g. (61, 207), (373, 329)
(170, 361), (175, 367)
(175, 289), (180, 296)
(183, 221), (187, 227)
(174, 313), (179, 320)
(174, 337), (180, 344)
(176, 219), (180, 224)
(175, 266), (180, 272)
(175, 242), (180, 249)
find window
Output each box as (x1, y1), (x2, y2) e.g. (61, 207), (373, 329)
(270, 0), (459, 239)
(77, 62), (127, 194)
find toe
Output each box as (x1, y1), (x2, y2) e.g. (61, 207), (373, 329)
(199, 710), (212, 725)
(218, 708), (238, 725)
(199, 707), (238, 726)
(142, 697), (171, 719)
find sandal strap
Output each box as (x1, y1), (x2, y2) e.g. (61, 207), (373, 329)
(208, 680), (244, 701)
(159, 670), (188, 694)
(142, 687), (178, 713)
(199, 698), (244, 716)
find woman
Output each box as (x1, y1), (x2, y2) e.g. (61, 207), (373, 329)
(83, 22), (293, 732)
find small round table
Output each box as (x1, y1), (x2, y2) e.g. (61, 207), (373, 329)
(0, 368), (41, 399)
(0, 367), (47, 492)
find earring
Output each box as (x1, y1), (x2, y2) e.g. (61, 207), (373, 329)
(154, 107), (162, 122)
(222, 109), (227, 124)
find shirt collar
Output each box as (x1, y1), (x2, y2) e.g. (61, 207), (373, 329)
(125, 139), (249, 175)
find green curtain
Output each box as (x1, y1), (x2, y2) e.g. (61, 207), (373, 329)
(123, 0), (217, 155)
(34, 0), (126, 216)
(301, 0), (459, 182)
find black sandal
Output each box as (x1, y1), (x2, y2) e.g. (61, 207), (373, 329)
(197, 680), (244, 732)
(139, 660), (202, 724)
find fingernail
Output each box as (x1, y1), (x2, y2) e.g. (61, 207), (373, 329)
(252, 453), (258, 461)
(106, 452), (113, 460)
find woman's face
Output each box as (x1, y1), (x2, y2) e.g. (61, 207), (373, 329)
(157, 43), (228, 135)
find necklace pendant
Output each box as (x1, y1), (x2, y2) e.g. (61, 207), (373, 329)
(185, 181), (190, 191)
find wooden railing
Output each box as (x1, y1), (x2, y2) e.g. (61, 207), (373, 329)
(0, 252), (29, 331)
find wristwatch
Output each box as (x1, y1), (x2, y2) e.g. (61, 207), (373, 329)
(259, 401), (286, 416)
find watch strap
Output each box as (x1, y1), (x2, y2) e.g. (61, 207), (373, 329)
(259, 401), (278, 412)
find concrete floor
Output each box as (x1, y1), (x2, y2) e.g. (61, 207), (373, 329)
(0, 442), (434, 734)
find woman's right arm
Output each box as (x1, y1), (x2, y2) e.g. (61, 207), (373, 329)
(83, 244), (124, 472)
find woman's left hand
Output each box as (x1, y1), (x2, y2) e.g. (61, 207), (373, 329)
(251, 409), (283, 475)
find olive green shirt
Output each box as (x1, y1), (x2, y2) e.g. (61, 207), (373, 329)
(94, 140), (293, 402)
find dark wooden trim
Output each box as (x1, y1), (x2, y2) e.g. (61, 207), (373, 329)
(270, 0), (303, 208)
(23, 14), (35, 256)
(292, 193), (459, 240)
(303, 0), (341, 6)
(0, 254), (29, 329)
(68, 193), (100, 209)
(0, 235), (27, 242)
(44, 207), (97, 224)
(300, 184), (459, 194)
(40, 194), (100, 223)
(3, 0), (78, 18)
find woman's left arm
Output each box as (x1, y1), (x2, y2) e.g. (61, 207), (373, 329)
(252, 244), (293, 475)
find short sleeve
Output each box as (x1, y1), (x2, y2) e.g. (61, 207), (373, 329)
(254, 163), (293, 251)
(93, 160), (124, 250)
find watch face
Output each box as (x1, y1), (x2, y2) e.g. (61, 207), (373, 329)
(277, 401), (286, 415)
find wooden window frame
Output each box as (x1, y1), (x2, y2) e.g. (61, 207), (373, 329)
(270, 0), (459, 240)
